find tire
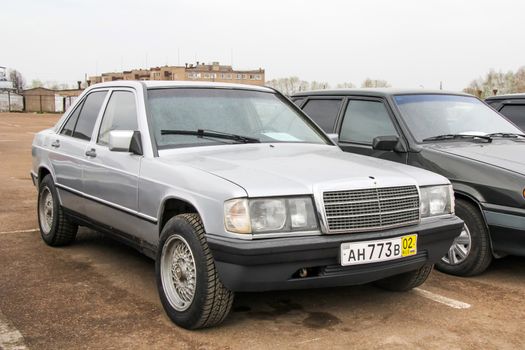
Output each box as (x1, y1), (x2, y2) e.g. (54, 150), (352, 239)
(436, 199), (492, 276)
(374, 264), (433, 292)
(156, 213), (234, 329)
(37, 174), (78, 246)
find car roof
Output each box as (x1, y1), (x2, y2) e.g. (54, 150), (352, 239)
(87, 80), (274, 93)
(485, 93), (525, 100)
(292, 88), (473, 98)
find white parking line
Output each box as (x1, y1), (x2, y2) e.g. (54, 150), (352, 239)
(0, 229), (39, 235)
(0, 310), (27, 350)
(414, 288), (471, 309)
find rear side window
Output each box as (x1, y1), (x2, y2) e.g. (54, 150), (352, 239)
(72, 91), (108, 141)
(60, 100), (84, 137)
(302, 99), (342, 132)
(499, 104), (525, 130)
(340, 100), (397, 144)
(97, 91), (138, 145)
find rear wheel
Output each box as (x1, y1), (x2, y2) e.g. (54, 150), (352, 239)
(374, 264), (433, 292)
(436, 199), (492, 276)
(156, 213), (234, 329)
(37, 175), (78, 246)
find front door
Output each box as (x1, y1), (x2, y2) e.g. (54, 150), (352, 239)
(82, 89), (142, 237)
(337, 98), (408, 164)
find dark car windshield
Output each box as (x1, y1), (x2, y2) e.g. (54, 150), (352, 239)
(394, 94), (522, 142)
(147, 88), (329, 149)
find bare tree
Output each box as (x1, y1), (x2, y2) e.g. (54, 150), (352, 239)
(266, 76), (317, 96)
(514, 66), (525, 93)
(464, 69), (518, 98)
(30, 79), (44, 88)
(361, 78), (391, 88)
(336, 82), (355, 88)
(8, 69), (25, 93)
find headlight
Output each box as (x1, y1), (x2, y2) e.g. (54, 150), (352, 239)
(420, 185), (454, 218)
(224, 197), (318, 234)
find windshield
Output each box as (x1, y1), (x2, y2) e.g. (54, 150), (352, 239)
(147, 88), (329, 149)
(393, 94), (522, 142)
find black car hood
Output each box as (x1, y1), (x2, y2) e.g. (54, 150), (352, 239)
(425, 140), (525, 176)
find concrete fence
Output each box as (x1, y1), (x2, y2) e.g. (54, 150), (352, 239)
(0, 92), (24, 112)
(0, 92), (78, 113)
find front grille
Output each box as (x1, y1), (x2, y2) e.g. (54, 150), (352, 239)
(323, 185), (420, 232)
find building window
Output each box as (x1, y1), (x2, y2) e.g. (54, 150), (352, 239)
(237, 74), (242, 80)
(242, 74), (247, 80)
(255, 75), (261, 80)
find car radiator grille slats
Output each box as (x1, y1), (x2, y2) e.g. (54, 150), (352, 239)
(323, 185), (420, 232)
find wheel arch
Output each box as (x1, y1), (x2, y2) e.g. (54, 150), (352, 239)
(37, 165), (54, 185)
(453, 190), (495, 256)
(158, 196), (203, 236)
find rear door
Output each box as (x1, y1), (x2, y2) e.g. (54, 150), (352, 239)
(300, 98), (343, 133)
(336, 97), (408, 163)
(49, 90), (108, 213)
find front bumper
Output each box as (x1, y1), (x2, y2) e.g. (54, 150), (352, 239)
(208, 216), (463, 292)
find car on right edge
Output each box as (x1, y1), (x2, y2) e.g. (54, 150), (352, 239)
(292, 89), (525, 276)
(485, 93), (525, 131)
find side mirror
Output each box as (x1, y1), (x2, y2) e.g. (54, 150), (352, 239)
(109, 130), (143, 155)
(372, 135), (400, 151)
(327, 133), (339, 143)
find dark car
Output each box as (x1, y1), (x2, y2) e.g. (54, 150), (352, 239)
(486, 94), (525, 131)
(292, 89), (525, 276)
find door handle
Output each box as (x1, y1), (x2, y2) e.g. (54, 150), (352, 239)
(51, 140), (60, 148)
(85, 149), (97, 158)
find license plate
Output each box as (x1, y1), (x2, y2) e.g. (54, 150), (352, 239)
(340, 234), (418, 266)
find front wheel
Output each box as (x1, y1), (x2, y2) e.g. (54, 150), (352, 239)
(155, 213), (234, 329)
(436, 199), (492, 276)
(374, 264), (433, 292)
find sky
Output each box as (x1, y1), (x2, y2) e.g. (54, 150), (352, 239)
(3, 0), (525, 91)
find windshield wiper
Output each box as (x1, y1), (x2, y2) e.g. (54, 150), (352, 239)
(422, 134), (492, 142)
(161, 129), (260, 144)
(486, 132), (525, 139)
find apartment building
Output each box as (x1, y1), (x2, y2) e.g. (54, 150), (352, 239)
(88, 62), (265, 86)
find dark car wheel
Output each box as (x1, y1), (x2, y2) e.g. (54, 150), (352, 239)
(37, 174), (78, 246)
(156, 213), (234, 329)
(436, 199), (492, 276)
(374, 264), (433, 292)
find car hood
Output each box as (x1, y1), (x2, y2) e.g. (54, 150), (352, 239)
(424, 140), (525, 176)
(158, 143), (448, 197)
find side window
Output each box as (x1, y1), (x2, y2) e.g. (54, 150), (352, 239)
(302, 99), (342, 132)
(97, 91), (138, 146)
(499, 104), (525, 130)
(60, 100), (84, 137)
(340, 100), (398, 144)
(72, 91), (108, 141)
